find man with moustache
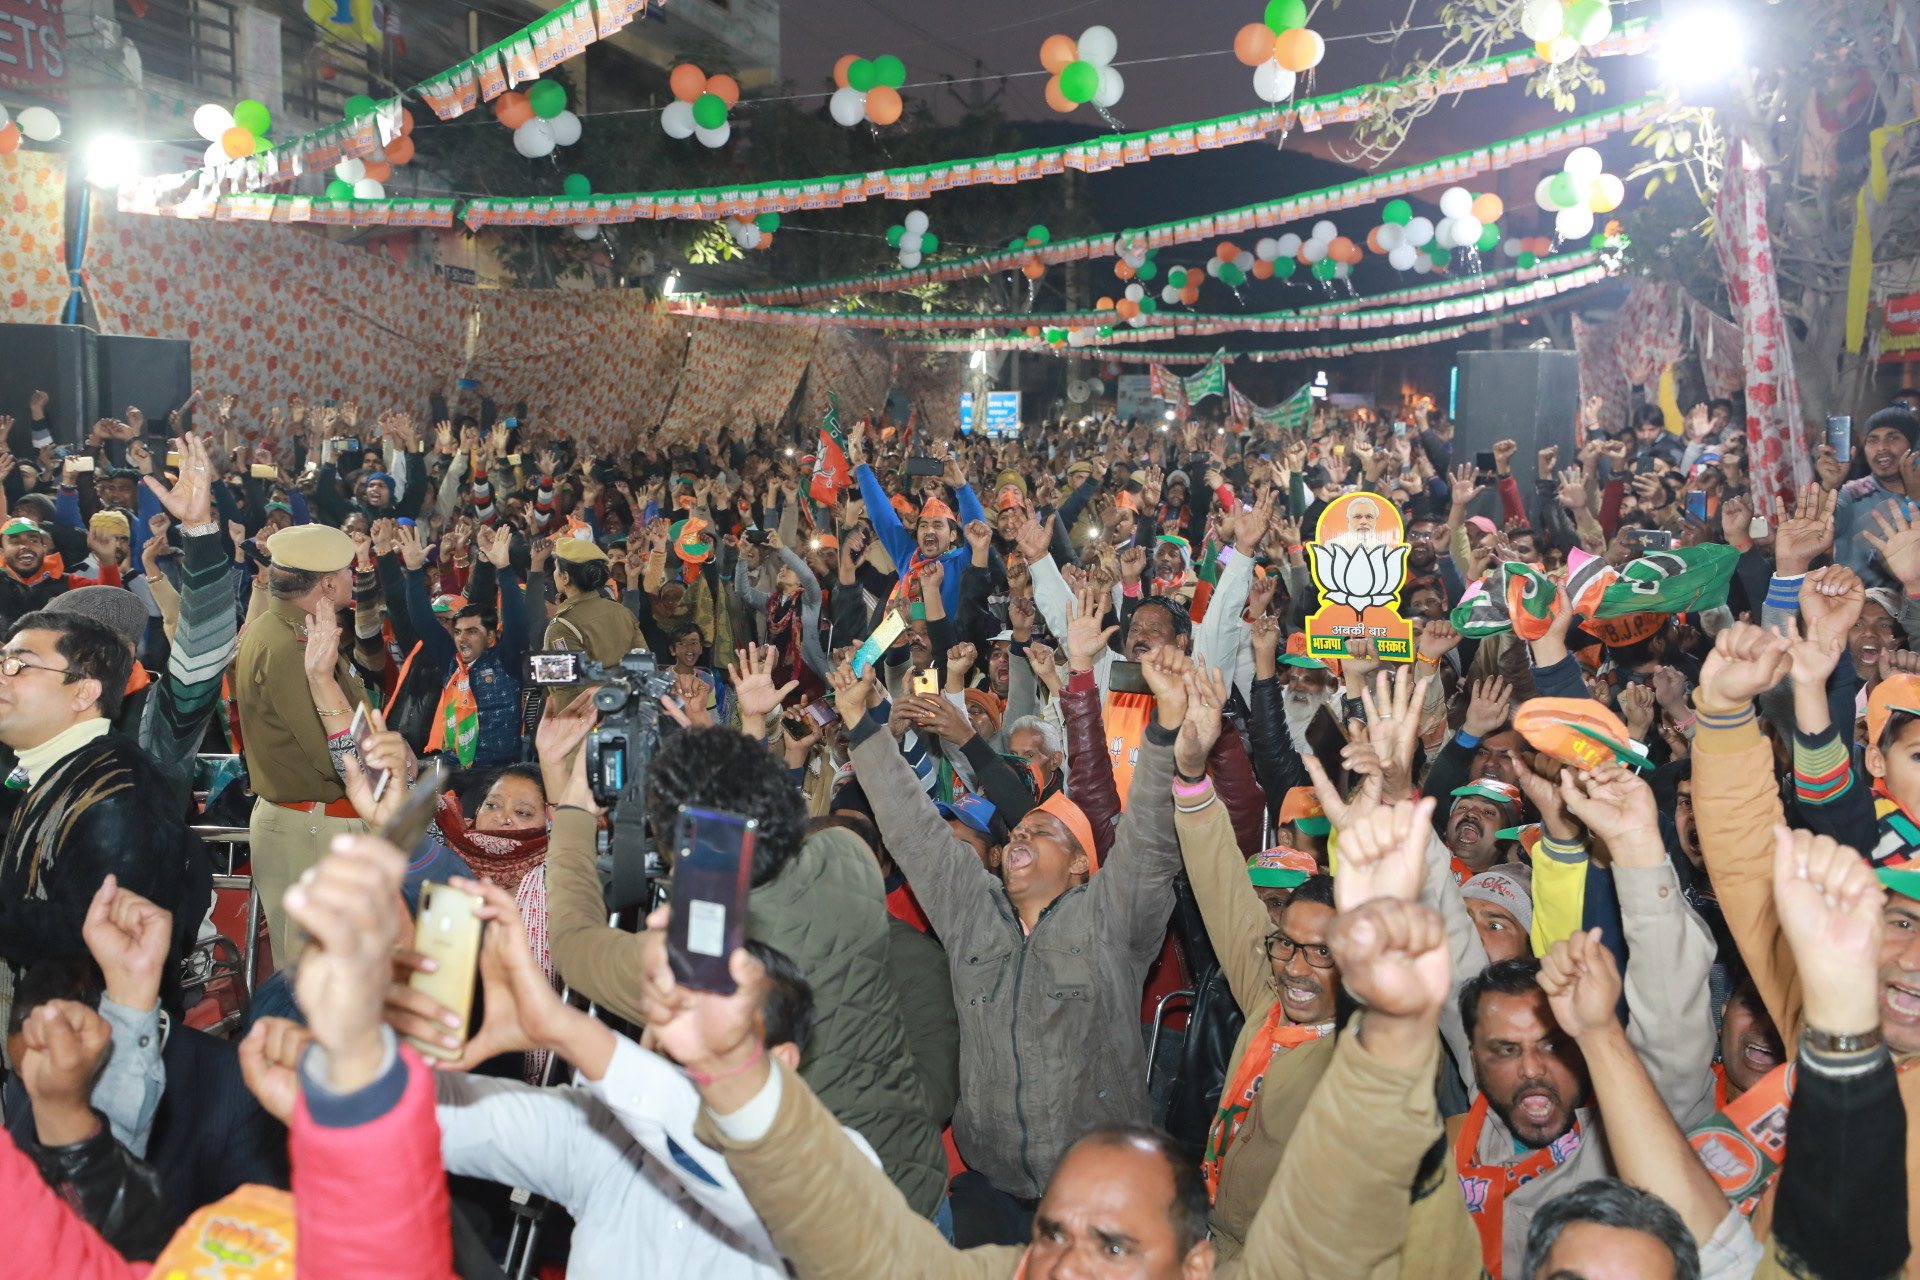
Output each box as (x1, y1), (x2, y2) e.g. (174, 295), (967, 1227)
(1278, 653), (1338, 755)
(1445, 779), (1524, 882)
(1834, 406), (1920, 589)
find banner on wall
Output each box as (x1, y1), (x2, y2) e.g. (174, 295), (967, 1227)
(0, 0), (67, 102)
(959, 391), (1021, 437)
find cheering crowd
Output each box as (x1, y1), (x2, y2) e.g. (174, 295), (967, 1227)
(2, 379), (1919, 1280)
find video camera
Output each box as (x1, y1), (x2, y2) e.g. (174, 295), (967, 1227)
(526, 648), (678, 911)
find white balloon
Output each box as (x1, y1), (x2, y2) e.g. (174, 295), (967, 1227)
(1520, 0), (1565, 41)
(1333, 260), (1351, 278)
(193, 103), (235, 143)
(573, 223), (601, 241)
(1255, 238), (1279, 261)
(1404, 216), (1434, 247)
(550, 110), (583, 146)
(695, 122), (731, 149)
(1564, 146), (1604, 179)
(1438, 186), (1473, 219)
(1077, 24), (1119, 66)
(335, 158), (367, 182)
(1161, 285), (1181, 304)
(1275, 232), (1303, 257)
(904, 209), (930, 234)
(1555, 205), (1595, 239)
(898, 249), (923, 268)
(1125, 283), (1145, 301)
(661, 100), (696, 139)
(1312, 220), (1337, 243)
(899, 231), (924, 253)
(1567, 172), (1595, 203)
(1388, 244), (1418, 270)
(1502, 237), (1523, 257)
(203, 141), (226, 169)
(1206, 257), (1223, 277)
(1453, 215), (1483, 246)
(1252, 60), (1296, 103)
(739, 225), (762, 249)
(1534, 175), (1563, 211)
(514, 118), (556, 157)
(1434, 219), (1456, 249)
(16, 107), (59, 141)
(1235, 249), (1255, 271)
(1412, 256), (1433, 274)
(353, 178), (385, 200)
(1093, 66), (1125, 108)
(1301, 239), (1328, 263)
(829, 86), (867, 127)
(1376, 222), (1404, 251)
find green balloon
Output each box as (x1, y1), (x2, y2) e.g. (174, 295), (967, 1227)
(1097, 325), (1115, 339)
(1167, 267), (1187, 288)
(1517, 251), (1539, 268)
(693, 93), (728, 129)
(1265, 0), (1308, 31)
(1139, 296), (1158, 314)
(343, 94), (376, 119)
(921, 233), (940, 253)
(1136, 260), (1158, 281)
(1045, 328), (1066, 343)
(563, 173), (591, 198)
(1028, 224), (1051, 244)
(1562, 0), (1612, 45)
(1009, 236), (1026, 249)
(528, 80), (567, 119)
(1312, 258), (1335, 280)
(1273, 256), (1298, 278)
(887, 225), (905, 247)
(1548, 172), (1580, 209)
(873, 54), (906, 88)
(233, 99), (271, 135)
(1059, 60), (1100, 104)
(848, 58), (877, 92)
(1382, 199), (1412, 225)
(756, 212), (780, 232)
(1476, 222), (1500, 251)
(1428, 245), (1452, 267)
(325, 179), (355, 199)
(1590, 231), (1610, 250)
(1220, 262), (1246, 286)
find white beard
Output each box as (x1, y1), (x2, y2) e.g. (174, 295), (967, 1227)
(1284, 688), (1335, 753)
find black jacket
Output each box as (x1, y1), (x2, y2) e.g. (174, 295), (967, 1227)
(16, 1110), (173, 1260)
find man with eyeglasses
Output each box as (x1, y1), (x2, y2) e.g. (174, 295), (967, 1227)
(0, 612), (202, 1032)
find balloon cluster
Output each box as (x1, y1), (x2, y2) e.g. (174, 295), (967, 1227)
(1094, 282), (1160, 327)
(1159, 267), (1205, 307)
(193, 99), (270, 164)
(1007, 225), (1052, 281)
(1499, 235), (1558, 268)
(1234, 0), (1322, 104)
(494, 80), (582, 159)
(1038, 324), (1112, 348)
(1427, 187), (1505, 260)
(326, 108), (418, 200)
(0, 103), (60, 153)
(829, 54), (906, 127)
(1368, 202), (1437, 271)
(1519, 0), (1613, 63)
(1113, 236), (1159, 282)
(661, 65), (739, 149)
(1534, 146), (1623, 241)
(1039, 26), (1124, 114)
(886, 210), (938, 268)
(727, 211), (780, 252)
(1276, 223), (1361, 281)
(561, 174), (603, 241)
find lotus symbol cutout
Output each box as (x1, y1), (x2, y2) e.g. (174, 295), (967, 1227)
(1312, 541), (1408, 612)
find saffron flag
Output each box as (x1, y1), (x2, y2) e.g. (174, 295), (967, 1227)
(809, 394), (852, 505)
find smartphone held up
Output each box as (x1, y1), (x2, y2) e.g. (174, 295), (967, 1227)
(668, 806), (757, 994)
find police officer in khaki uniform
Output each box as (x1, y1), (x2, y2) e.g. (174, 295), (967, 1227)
(544, 538), (644, 707)
(233, 524), (368, 961)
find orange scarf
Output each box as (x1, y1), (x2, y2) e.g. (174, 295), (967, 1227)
(426, 657), (480, 766)
(124, 661), (150, 698)
(1687, 1060), (1794, 1216)
(1201, 1002), (1330, 1200)
(1454, 1093), (1583, 1280)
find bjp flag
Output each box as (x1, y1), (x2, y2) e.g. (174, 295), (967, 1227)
(307, 0), (383, 47)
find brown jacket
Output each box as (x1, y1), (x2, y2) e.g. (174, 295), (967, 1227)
(694, 1028), (1484, 1280)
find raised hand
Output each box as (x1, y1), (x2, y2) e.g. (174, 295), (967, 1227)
(1064, 582), (1119, 672)
(1461, 674), (1512, 739)
(1556, 762), (1663, 864)
(1332, 797), (1436, 911)
(286, 834), (409, 1093)
(945, 641), (978, 689)
(829, 657), (881, 721)
(303, 605), (343, 682)
(237, 1017), (313, 1125)
(964, 518), (992, 561)
(1863, 505), (1920, 591)
(1800, 564), (1866, 649)
(1358, 666), (1431, 803)
(83, 876), (172, 1013)
(1618, 682), (1656, 743)
(394, 522), (429, 572)
(1140, 642), (1194, 731)
(479, 523), (515, 570)
(1491, 439), (1518, 475)
(1327, 899), (1451, 1023)
(1538, 927), (1623, 1039)
(1772, 824), (1884, 1036)
(1015, 513), (1055, 565)
(1694, 621), (1792, 714)
(1774, 483), (1837, 576)
(728, 644), (799, 723)
(1119, 544), (1148, 584)
(1175, 663), (1228, 777)
(671, 673), (716, 728)
(16, 1001), (114, 1143)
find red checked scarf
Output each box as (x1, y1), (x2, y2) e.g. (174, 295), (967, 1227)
(432, 792), (548, 895)
(1201, 1003), (1331, 1200)
(1454, 1093), (1583, 1279)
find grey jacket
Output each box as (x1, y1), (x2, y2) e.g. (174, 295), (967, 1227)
(851, 712), (1183, 1200)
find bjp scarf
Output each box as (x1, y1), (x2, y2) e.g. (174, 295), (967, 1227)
(1201, 1003), (1331, 1200)
(432, 791), (548, 894)
(427, 658), (480, 767)
(1454, 1093), (1583, 1279)
(1686, 1061), (1795, 1215)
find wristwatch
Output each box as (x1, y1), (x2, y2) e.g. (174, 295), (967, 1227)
(1802, 1026), (1883, 1055)
(180, 521), (221, 538)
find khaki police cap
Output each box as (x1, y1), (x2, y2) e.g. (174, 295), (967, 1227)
(268, 524), (356, 573)
(553, 536), (608, 564)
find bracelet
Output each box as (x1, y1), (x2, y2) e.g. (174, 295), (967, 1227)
(315, 706), (351, 717)
(1802, 1026), (1882, 1056)
(688, 1043), (766, 1087)
(1172, 774), (1211, 794)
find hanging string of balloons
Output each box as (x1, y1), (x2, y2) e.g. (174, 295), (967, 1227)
(1039, 26), (1125, 120)
(494, 80), (583, 159)
(1159, 267), (1205, 308)
(1519, 0), (1614, 63)
(192, 99), (270, 164)
(1113, 236), (1160, 284)
(1005, 225), (1053, 282)
(1233, 0), (1323, 104)
(726, 212), (781, 252)
(829, 55), (907, 127)
(1093, 282), (1160, 327)
(886, 211), (938, 268)
(328, 105), (417, 200)
(1534, 146), (1623, 241)
(660, 65), (739, 148)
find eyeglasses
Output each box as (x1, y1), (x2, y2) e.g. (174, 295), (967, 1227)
(0, 654), (72, 680)
(1266, 934), (1336, 969)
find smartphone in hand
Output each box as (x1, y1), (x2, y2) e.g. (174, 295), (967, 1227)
(405, 881), (483, 1061)
(668, 806), (757, 994)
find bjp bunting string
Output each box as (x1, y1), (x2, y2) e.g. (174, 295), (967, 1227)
(1305, 492), (1413, 661)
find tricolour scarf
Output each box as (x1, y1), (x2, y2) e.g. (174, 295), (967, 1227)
(1200, 1002), (1331, 1200)
(1455, 1093), (1583, 1280)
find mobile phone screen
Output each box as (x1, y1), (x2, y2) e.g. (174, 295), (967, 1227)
(1475, 451), (1496, 474)
(526, 651), (581, 685)
(1827, 415), (1853, 464)
(348, 705), (390, 803)
(379, 760), (448, 851)
(668, 806), (757, 994)
(406, 882), (483, 1061)
(1685, 491), (1708, 521)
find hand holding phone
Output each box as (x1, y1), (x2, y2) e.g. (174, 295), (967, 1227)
(668, 807), (757, 994)
(404, 881), (484, 1061)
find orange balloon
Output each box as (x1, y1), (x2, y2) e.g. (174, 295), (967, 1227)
(707, 74), (740, 106)
(1345, 244), (1364, 263)
(494, 92), (533, 128)
(1273, 27), (1325, 72)
(670, 64), (708, 103)
(1114, 262), (1135, 280)
(1471, 193), (1504, 223)
(0, 122), (18, 154)
(833, 54), (859, 88)
(864, 84), (903, 125)
(757, 233), (774, 251)
(1366, 227), (1384, 253)
(1252, 258), (1275, 279)
(1329, 236), (1355, 260)
(363, 160), (392, 182)
(1115, 300), (1138, 319)
(220, 126), (255, 159)
(1040, 34), (1078, 73)
(1182, 287), (1201, 305)
(1044, 75), (1075, 114)
(383, 135), (415, 165)
(1025, 325), (1042, 337)
(1234, 22), (1281, 66)
(1024, 262), (1046, 280)
(1216, 240), (1240, 262)
(399, 110), (416, 136)
(1096, 296), (1115, 311)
